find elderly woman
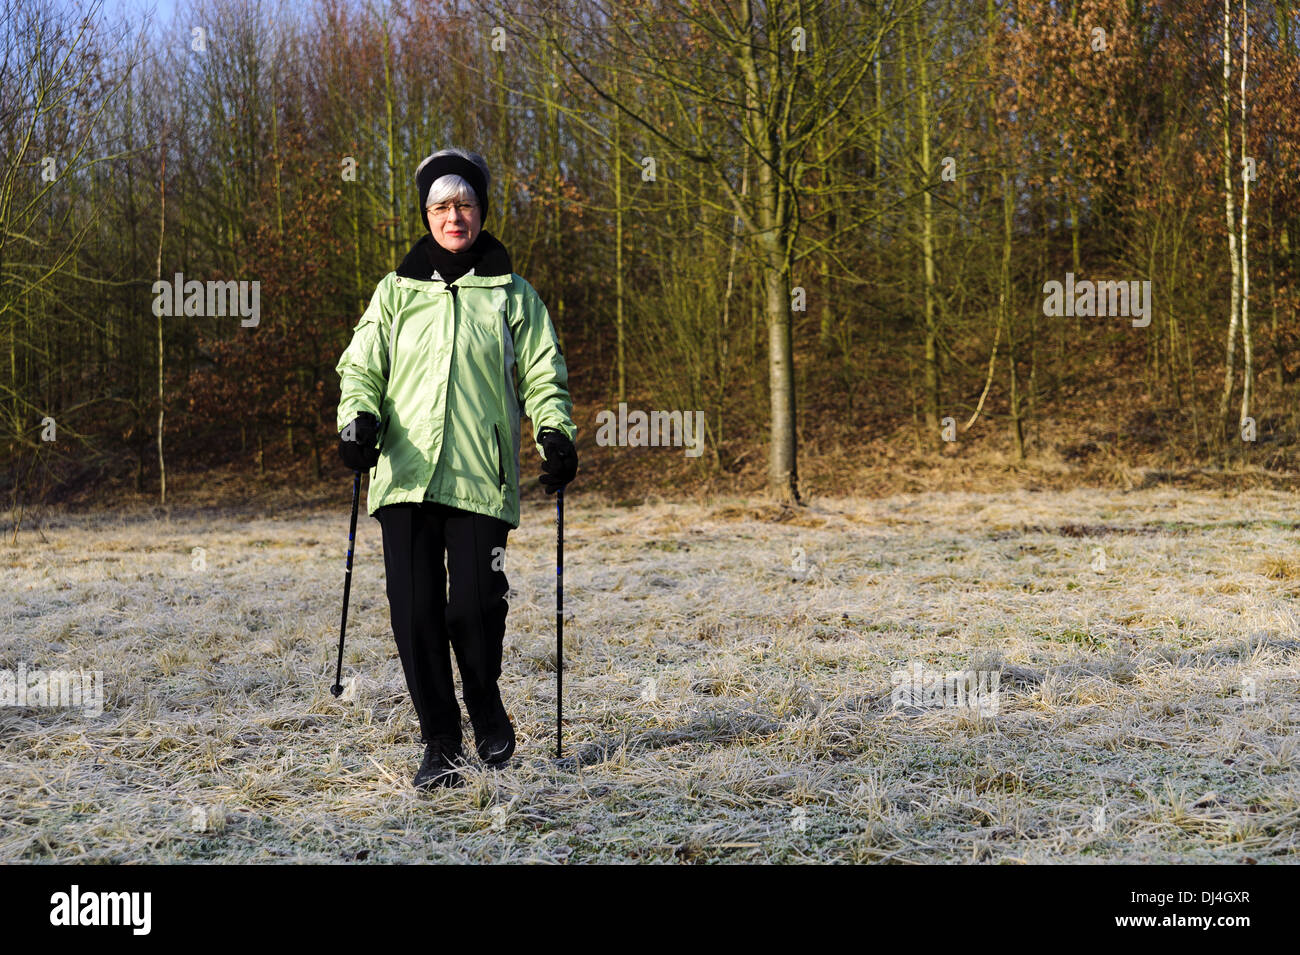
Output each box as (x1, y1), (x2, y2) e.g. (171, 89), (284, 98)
(335, 148), (578, 790)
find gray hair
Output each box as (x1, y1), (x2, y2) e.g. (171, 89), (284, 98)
(416, 148), (491, 208)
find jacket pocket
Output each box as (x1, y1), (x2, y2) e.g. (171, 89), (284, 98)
(493, 423), (506, 488)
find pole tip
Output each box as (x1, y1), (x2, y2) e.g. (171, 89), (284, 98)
(330, 684), (343, 698)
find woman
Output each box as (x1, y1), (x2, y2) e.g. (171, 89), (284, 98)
(335, 148), (578, 790)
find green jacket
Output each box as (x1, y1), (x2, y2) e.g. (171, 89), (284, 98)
(335, 231), (576, 527)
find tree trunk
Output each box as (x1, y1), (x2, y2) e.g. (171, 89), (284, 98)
(736, 13), (798, 503)
(155, 134), (167, 506)
(910, 11), (940, 444)
(764, 248), (798, 501)
(1217, 0), (1243, 442)
(382, 27), (400, 272)
(1238, 0), (1252, 440)
(613, 68), (626, 404)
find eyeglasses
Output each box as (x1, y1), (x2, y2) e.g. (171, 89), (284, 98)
(427, 201), (479, 217)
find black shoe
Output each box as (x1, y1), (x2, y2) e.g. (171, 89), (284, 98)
(476, 719), (515, 766)
(471, 692), (516, 766)
(413, 741), (466, 790)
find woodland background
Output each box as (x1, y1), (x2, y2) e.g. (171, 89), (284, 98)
(3, 0), (1299, 513)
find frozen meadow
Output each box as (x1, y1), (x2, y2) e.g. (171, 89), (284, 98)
(2, 488), (1298, 863)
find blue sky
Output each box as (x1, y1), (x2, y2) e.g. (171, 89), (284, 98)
(96, 0), (179, 35)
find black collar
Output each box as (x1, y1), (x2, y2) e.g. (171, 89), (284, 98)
(394, 230), (512, 282)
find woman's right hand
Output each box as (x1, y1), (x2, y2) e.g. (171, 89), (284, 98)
(338, 412), (381, 471)
(537, 427), (577, 493)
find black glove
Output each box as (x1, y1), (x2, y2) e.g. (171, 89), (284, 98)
(338, 412), (381, 471)
(537, 427), (577, 494)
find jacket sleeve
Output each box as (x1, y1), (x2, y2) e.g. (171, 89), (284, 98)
(335, 280), (392, 433)
(511, 278), (576, 459)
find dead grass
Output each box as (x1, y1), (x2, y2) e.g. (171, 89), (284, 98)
(1, 487), (1298, 863)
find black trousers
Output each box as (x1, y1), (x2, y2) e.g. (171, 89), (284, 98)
(375, 501), (512, 749)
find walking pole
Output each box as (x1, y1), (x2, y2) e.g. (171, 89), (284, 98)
(556, 484), (564, 757)
(331, 469), (362, 697)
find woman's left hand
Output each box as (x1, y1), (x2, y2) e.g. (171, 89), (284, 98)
(537, 428), (577, 493)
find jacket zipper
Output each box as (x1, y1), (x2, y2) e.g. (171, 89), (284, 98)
(439, 284), (457, 478)
(449, 283), (506, 496)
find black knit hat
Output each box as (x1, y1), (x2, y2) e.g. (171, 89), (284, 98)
(415, 154), (489, 233)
